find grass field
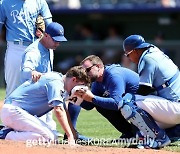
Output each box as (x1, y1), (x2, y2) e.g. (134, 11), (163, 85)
(0, 88), (5, 101)
(0, 88), (179, 152)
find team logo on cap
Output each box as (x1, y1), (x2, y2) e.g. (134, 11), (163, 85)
(59, 29), (64, 35)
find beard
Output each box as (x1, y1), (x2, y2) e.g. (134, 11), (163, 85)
(90, 75), (98, 82)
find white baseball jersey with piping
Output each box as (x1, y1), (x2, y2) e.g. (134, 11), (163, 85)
(0, 0), (52, 96)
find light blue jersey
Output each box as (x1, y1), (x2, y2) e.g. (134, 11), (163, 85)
(5, 72), (65, 117)
(138, 46), (180, 101)
(0, 0), (52, 42)
(21, 39), (53, 83)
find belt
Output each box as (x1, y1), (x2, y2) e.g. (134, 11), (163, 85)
(13, 41), (32, 46)
(156, 70), (179, 91)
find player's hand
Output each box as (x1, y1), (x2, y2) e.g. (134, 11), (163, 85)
(68, 137), (76, 146)
(75, 89), (94, 102)
(31, 71), (42, 82)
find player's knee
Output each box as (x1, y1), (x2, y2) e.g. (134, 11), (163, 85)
(120, 104), (133, 120)
(172, 114), (180, 124)
(44, 132), (56, 141)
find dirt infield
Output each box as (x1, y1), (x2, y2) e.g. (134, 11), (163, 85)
(0, 140), (179, 154)
(0, 101), (178, 154)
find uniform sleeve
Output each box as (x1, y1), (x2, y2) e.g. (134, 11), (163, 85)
(139, 56), (156, 87)
(46, 80), (64, 106)
(40, 0), (52, 25)
(21, 51), (38, 82)
(92, 73), (125, 111)
(80, 101), (95, 110)
(0, 1), (6, 34)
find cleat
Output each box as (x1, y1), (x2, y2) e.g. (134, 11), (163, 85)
(165, 124), (180, 142)
(110, 133), (135, 143)
(0, 128), (13, 139)
(0, 124), (5, 130)
(137, 134), (171, 149)
(64, 131), (92, 145)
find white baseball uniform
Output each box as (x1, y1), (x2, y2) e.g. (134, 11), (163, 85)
(0, 0), (52, 96)
(1, 72), (65, 141)
(137, 46), (180, 129)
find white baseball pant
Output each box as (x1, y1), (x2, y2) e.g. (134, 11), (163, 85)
(1, 104), (56, 141)
(4, 42), (57, 131)
(135, 95), (180, 129)
(4, 42), (27, 97)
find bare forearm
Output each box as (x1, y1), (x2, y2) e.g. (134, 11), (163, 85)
(54, 106), (74, 142)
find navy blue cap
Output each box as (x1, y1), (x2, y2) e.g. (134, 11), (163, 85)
(123, 35), (150, 52)
(45, 22), (67, 42)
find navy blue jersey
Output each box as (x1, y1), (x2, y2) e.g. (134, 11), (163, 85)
(81, 64), (139, 110)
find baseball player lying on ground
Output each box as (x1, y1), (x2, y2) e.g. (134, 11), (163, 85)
(0, 66), (90, 145)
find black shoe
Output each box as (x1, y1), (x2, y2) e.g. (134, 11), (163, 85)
(64, 131), (92, 144)
(110, 133), (135, 143)
(119, 133), (135, 139)
(0, 124), (5, 130)
(0, 128), (13, 139)
(165, 124), (180, 142)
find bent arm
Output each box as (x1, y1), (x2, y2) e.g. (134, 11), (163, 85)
(77, 74), (125, 111)
(137, 85), (156, 95)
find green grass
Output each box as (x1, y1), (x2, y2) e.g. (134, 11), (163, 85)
(55, 109), (180, 152)
(0, 88), (5, 101)
(54, 109), (180, 152)
(0, 88), (179, 151)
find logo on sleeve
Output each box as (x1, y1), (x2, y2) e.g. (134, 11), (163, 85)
(103, 90), (110, 97)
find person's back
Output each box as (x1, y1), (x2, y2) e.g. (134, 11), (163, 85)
(92, 64), (139, 108)
(138, 46), (180, 101)
(92, 64), (139, 94)
(5, 72), (64, 117)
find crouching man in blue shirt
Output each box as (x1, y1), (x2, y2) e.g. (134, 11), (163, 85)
(76, 55), (140, 139)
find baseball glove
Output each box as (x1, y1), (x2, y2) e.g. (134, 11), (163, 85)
(35, 15), (45, 32)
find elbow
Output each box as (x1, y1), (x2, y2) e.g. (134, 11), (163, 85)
(80, 101), (94, 110)
(21, 70), (32, 82)
(54, 106), (65, 117)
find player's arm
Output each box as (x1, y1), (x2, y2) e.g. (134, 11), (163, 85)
(0, 2), (5, 34)
(76, 74), (124, 111)
(40, 0), (52, 25)
(137, 85), (156, 95)
(53, 103), (75, 145)
(47, 81), (76, 145)
(137, 56), (157, 95)
(21, 51), (42, 82)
